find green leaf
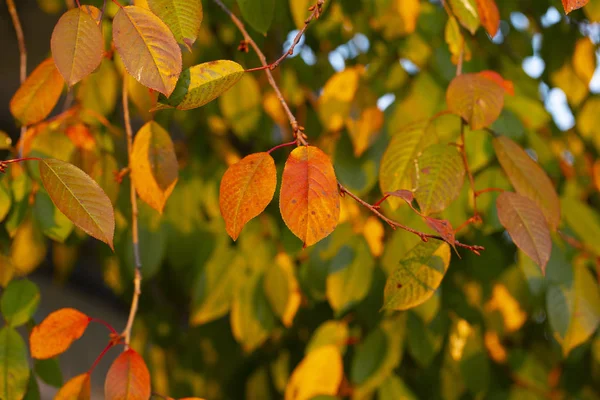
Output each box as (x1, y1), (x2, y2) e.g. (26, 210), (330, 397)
(448, 0), (480, 34)
(34, 358), (63, 388)
(23, 373), (40, 400)
(148, 0), (203, 51)
(39, 158), (115, 249)
(406, 311), (444, 368)
(0, 130), (12, 150)
(561, 196), (600, 257)
(34, 190), (74, 243)
(236, 0), (275, 34)
(383, 241), (451, 311)
(0, 279), (40, 327)
(263, 254), (301, 327)
(0, 326), (30, 400)
(306, 320), (349, 355)
(0, 179), (12, 224)
(378, 375), (418, 400)
(415, 144), (465, 215)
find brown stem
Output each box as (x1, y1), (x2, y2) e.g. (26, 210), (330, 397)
(458, 119), (481, 228)
(121, 81), (142, 349)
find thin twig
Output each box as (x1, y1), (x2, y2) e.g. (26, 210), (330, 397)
(121, 81), (142, 349)
(458, 119), (481, 228)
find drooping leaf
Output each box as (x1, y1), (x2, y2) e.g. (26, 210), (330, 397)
(415, 144), (465, 215)
(496, 192), (551, 273)
(383, 241), (451, 311)
(39, 158), (115, 249)
(285, 345), (343, 400)
(280, 146), (340, 247)
(0, 278), (40, 327)
(0, 326), (29, 400)
(55, 373), (91, 400)
(236, 0), (275, 34)
(130, 121), (179, 213)
(29, 308), (90, 360)
(424, 217), (456, 249)
(51, 7), (104, 86)
(448, 0), (480, 34)
(147, 0), (203, 51)
(493, 136), (561, 229)
(155, 61), (245, 111)
(113, 5), (182, 96)
(447, 73), (505, 130)
(9, 58), (64, 126)
(562, 0), (589, 14)
(475, 0), (500, 37)
(105, 349), (151, 400)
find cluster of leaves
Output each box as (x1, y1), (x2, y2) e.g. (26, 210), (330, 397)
(0, 0), (599, 398)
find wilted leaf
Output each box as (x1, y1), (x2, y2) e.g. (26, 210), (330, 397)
(39, 159), (115, 249)
(51, 7), (104, 86)
(0, 326), (29, 400)
(237, 0), (274, 34)
(496, 192), (551, 273)
(447, 73), (505, 130)
(55, 373), (91, 400)
(155, 60), (244, 111)
(131, 121), (179, 213)
(475, 0), (499, 37)
(562, 0), (589, 14)
(9, 58), (64, 126)
(113, 5), (182, 96)
(285, 345), (343, 400)
(383, 241), (451, 311)
(148, 0), (203, 51)
(493, 136), (561, 229)
(105, 349), (151, 400)
(30, 308), (90, 359)
(0, 279), (40, 327)
(449, 0), (480, 34)
(280, 146), (340, 247)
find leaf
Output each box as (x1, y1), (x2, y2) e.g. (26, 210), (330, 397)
(34, 190), (74, 243)
(55, 373), (91, 400)
(285, 345), (343, 400)
(130, 121), (179, 213)
(0, 278), (40, 327)
(493, 136), (561, 229)
(105, 349), (151, 400)
(30, 308), (90, 359)
(475, 0), (499, 37)
(39, 158), (115, 249)
(562, 0), (589, 14)
(264, 253), (302, 327)
(415, 144), (465, 215)
(147, 0), (203, 51)
(9, 58), (64, 126)
(280, 146), (340, 247)
(448, 0), (480, 34)
(446, 73), (505, 130)
(383, 241), (451, 311)
(378, 375), (418, 400)
(0, 130), (12, 150)
(318, 67), (362, 131)
(386, 190), (415, 204)
(77, 59), (119, 117)
(236, 0), (275, 34)
(478, 70), (514, 96)
(0, 326), (29, 400)
(219, 152), (276, 240)
(306, 320), (349, 355)
(219, 74), (262, 138)
(34, 358), (63, 388)
(155, 60), (245, 111)
(573, 38), (597, 85)
(561, 197), (600, 257)
(496, 192), (551, 273)
(113, 5), (182, 96)
(424, 217), (456, 249)
(346, 107), (384, 157)
(51, 7), (104, 86)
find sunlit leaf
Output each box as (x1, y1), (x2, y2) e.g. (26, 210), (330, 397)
(105, 349), (151, 400)
(280, 146), (340, 247)
(9, 58), (64, 126)
(475, 0), (499, 37)
(0, 278), (40, 327)
(30, 308), (90, 359)
(447, 73), (504, 130)
(285, 345), (343, 400)
(51, 7), (104, 86)
(55, 373), (91, 400)
(346, 107), (384, 157)
(0, 326), (29, 400)
(148, 0), (203, 51)
(573, 38), (597, 85)
(236, 0), (274, 34)
(219, 73), (262, 139)
(479, 70), (514, 96)
(264, 253), (301, 327)
(448, 0), (480, 34)
(318, 66), (362, 131)
(113, 5), (182, 96)
(562, 0), (589, 14)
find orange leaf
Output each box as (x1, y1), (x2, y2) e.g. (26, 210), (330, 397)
(475, 0), (500, 37)
(113, 5), (182, 96)
(562, 0), (589, 14)
(66, 124), (96, 150)
(446, 72), (505, 130)
(9, 58), (64, 126)
(478, 70), (514, 96)
(280, 146), (340, 247)
(55, 373), (91, 400)
(105, 349), (151, 400)
(29, 308), (90, 359)
(496, 192), (551, 273)
(219, 152), (277, 240)
(51, 7), (104, 86)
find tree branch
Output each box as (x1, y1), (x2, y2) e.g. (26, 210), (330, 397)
(6, 0), (27, 157)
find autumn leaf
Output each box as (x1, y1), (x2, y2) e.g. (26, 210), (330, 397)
(105, 349), (151, 400)
(479, 70), (514, 96)
(448, 0), (480, 34)
(318, 66), (363, 131)
(475, 0), (500, 37)
(562, 0), (589, 14)
(130, 121), (179, 213)
(285, 345), (343, 400)
(424, 217), (456, 249)
(39, 158), (115, 249)
(280, 146), (340, 247)
(55, 373), (91, 400)
(51, 7), (104, 86)
(29, 308), (90, 359)
(113, 5), (182, 96)
(219, 152), (277, 241)
(148, 0), (203, 51)
(496, 192), (551, 273)
(9, 58), (64, 126)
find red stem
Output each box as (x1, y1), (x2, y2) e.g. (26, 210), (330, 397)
(372, 194), (390, 209)
(90, 317), (119, 335)
(111, 0), (123, 8)
(267, 140), (297, 154)
(2, 157), (42, 164)
(88, 342), (114, 374)
(474, 187), (505, 197)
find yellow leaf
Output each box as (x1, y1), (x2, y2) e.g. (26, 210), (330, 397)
(550, 62), (588, 107)
(573, 37), (596, 85)
(318, 67), (362, 131)
(55, 373), (91, 400)
(219, 73), (262, 138)
(11, 219), (47, 276)
(363, 216), (384, 257)
(264, 253), (301, 327)
(346, 107), (384, 157)
(485, 284), (527, 333)
(285, 345), (343, 400)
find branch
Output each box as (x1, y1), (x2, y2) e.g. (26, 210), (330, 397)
(121, 81), (142, 349)
(455, 119), (481, 233)
(6, 0), (27, 157)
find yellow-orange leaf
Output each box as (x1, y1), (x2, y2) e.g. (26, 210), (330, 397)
(562, 0), (589, 14)
(51, 7), (104, 86)
(55, 373), (91, 400)
(39, 158), (115, 249)
(280, 146), (340, 247)
(475, 0), (500, 37)
(130, 121), (179, 213)
(479, 70), (514, 96)
(113, 5), (182, 96)
(446, 72), (505, 130)
(9, 58), (64, 126)
(219, 152), (277, 241)
(105, 349), (151, 400)
(29, 308), (90, 359)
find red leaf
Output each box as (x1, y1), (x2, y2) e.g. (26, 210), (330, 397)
(424, 217), (456, 247)
(562, 0), (589, 14)
(105, 349), (151, 400)
(29, 308), (90, 359)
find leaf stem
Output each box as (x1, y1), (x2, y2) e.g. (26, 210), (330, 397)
(88, 342), (114, 374)
(267, 140), (297, 154)
(458, 119), (481, 228)
(90, 317), (119, 335)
